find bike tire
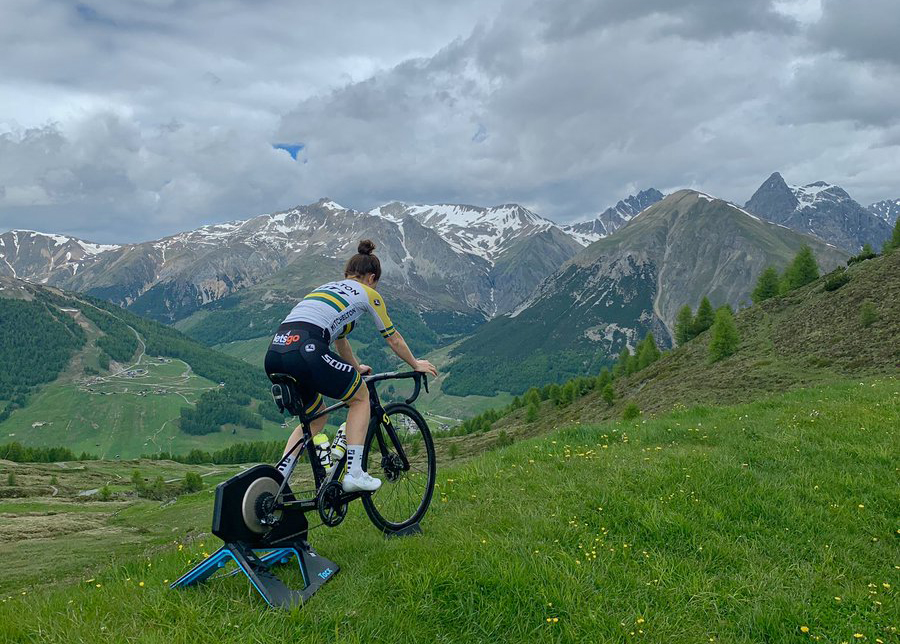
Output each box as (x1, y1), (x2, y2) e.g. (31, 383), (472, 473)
(361, 402), (436, 533)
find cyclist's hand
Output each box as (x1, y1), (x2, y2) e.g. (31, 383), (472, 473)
(357, 364), (373, 375)
(414, 359), (438, 376)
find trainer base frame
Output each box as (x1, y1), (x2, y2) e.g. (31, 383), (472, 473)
(170, 540), (339, 609)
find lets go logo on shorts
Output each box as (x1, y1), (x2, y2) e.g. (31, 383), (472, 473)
(272, 331), (301, 346)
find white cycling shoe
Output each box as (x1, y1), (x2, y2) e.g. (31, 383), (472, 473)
(342, 471), (382, 493)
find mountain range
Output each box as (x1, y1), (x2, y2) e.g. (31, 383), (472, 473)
(564, 188), (665, 243)
(442, 190), (848, 394)
(744, 172), (892, 252)
(867, 199), (900, 226)
(0, 172), (891, 398)
(0, 199), (634, 323)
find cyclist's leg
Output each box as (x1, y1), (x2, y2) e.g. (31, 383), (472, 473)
(343, 379), (370, 446)
(304, 344), (376, 484)
(264, 347), (323, 466)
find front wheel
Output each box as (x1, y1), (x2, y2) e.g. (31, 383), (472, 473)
(362, 403), (436, 533)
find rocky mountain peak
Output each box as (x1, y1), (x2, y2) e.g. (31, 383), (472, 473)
(745, 173), (891, 252)
(745, 172), (798, 221)
(867, 199), (900, 225)
(564, 188), (665, 243)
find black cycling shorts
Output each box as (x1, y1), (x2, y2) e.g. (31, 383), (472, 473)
(263, 322), (363, 414)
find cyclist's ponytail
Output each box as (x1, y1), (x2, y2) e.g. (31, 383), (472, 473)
(344, 239), (382, 282)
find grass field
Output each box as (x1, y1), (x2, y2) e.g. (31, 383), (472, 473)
(0, 353), (299, 458)
(0, 460), (247, 593)
(0, 377), (896, 643)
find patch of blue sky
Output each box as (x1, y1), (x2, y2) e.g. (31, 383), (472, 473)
(273, 143), (305, 160)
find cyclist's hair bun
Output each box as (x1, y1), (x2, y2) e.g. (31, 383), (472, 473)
(345, 239), (382, 281)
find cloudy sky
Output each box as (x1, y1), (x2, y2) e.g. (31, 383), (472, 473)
(1, 0), (898, 243)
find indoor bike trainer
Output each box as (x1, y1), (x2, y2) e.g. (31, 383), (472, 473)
(171, 371), (436, 609)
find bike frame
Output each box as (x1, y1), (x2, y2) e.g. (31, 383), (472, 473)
(271, 371), (427, 513)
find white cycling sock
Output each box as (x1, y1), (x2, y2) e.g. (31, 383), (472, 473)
(277, 452), (296, 475)
(346, 445), (364, 476)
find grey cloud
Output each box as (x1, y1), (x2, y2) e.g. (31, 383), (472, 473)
(2, 0), (900, 241)
(0, 115), (302, 242)
(279, 5), (897, 220)
(780, 55), (900, 127)
(536, 0), (796, 42)
(813, 0), (900, 66)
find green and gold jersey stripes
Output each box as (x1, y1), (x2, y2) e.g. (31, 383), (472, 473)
(282, 279), (396, 343)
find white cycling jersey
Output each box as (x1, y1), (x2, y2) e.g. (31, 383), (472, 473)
(282, 279), (395, 343)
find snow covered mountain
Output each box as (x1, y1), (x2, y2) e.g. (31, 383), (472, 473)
(744, 172), (892, 252)
(564, 188), (665, 243)
(0, 230), (119, 283)
(0, 198), (586, 321)
(374, 202), (560, 261)
(868, 199), (900, 226)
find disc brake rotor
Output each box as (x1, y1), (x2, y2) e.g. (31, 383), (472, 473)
(383, 452), (405, 482)
(241, 476), (281, 534)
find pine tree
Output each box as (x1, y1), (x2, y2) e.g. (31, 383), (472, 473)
(613, 346), (631, 378)
(784, 246), (819, 291)
(884, 218), (900, 254)
(601, 384), (615, 407)
(693, 297), (715, 336)
(548, 384), (563, 406)
(674, 305), (695, 345)
(626, 353), (639, 375)
(752, 266), (780, 304)
(637, 333), (661, 370)
(708, 307), (740, 362)
(526, 402), (539, 423)
(595, 368), (611, 391)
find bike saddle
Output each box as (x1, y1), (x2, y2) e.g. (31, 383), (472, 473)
(268, 373), (306, 418)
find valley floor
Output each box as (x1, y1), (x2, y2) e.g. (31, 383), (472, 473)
(0, 377), (897, 643)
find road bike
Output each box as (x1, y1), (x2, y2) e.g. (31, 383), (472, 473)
(172, 370), (436, 607)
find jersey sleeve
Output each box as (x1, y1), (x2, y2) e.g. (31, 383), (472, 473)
(362, 286), (395, 338)
(336, 321), (355, 340)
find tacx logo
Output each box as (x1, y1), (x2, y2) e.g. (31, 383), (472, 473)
(322, 354), (354, 373)
(318, 568), (334, 580)
(272, 331), (301, 346)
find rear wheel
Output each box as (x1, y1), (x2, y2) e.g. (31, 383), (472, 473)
(362, 403), (436, 532)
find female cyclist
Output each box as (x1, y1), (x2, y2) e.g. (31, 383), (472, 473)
(264, 239), (438, 492)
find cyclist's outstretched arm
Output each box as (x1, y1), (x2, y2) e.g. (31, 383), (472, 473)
(335, 337), (367, 373)
(385, 332), (437, 376)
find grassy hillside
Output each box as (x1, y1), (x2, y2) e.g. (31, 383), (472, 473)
(0, 279), (291, 458)
(0, 378), (896, 643)
(554, 249), (900, 424)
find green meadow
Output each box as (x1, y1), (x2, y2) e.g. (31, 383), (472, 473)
(1, 377), (896, 643)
